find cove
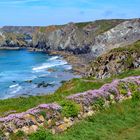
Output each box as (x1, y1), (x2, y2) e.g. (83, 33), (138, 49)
(0, 49), (78, 99)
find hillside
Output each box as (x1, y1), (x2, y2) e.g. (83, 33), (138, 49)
(0, 68), (140, 139)
(0, 19), (140, 140)
(87, 40), (140, 78)
(0, 19), (138, 56)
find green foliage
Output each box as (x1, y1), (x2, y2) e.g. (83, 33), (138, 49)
(110, 40), (140, 54)
(39, 111), (47, 118)
(118, 82), (128, 95)
(10, 130), (25, 140)
(0, 69), (140, 116)
(75, 21), (92, 28)
(0, 130), (4, 137)
(53, 99), (140, 140)
(60, 100), (80, 117)
(132, 91), (140, 101)
(92, 98), (105, 110)
(29, 127), (53, 140)
(128, 82), (139, 94)
(124, 55), (135, 68)
(16, 130), (25, 137)
(40, 27), (46, 33)
(0, 78), (100, 116)
(75, 19), (124, 33)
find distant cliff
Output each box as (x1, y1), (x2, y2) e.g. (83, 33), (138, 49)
(32, 19), (125, 54)
(31, 19), (140, 56)
(0, 18), (140, 61)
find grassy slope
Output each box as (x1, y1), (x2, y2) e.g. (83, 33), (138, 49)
(53, 98), (140, 140)
(0, 68), (140, 116)
(76, 19), (125, 34)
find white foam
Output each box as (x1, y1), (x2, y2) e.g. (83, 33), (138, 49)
(9, 85), (22, 94)
(9, 84), (19, 88)
(49, 56), (59, 61)
(32, 61), (67, 72)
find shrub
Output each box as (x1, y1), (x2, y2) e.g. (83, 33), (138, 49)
(16, 130), (25, 137)
(118, 82), (128, 95)
(0, 130), (4, 137)
(128, 82), (139, 94)
(10, 130), (25, 140)
(92, 98), (105, 110)
(60, 100), (80, 117)
(29, 127), (53, 140)
(40, 27), (46, 33)
(39, 111), (47, 118)
(132, 91), (140, 101)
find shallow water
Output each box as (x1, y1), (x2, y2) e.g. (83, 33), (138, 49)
(0, 49), (78, 99)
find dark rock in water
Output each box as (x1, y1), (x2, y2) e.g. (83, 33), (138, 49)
(60, 80), (66, 84)
(48, 68), (56, 72)
(25, 80), (33, 83)
(12, 81), (16, 83)
(37, 81), (54, 88)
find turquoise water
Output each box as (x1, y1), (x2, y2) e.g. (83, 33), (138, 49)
(0, 49), (77, 99)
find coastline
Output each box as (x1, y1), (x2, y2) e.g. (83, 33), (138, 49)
(0, 46), (88, 76)
(0, 48), (81, 100)
(27, 47), (88, 76)
(48, 50), (88, 76)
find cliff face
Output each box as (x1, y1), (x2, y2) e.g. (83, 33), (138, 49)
(87, 41), (140, 78)
(0, 26), (38, 48)
(91, 19), (140, 56)
(1, 19), (140, 58)
(32, 19), (140, 57)
(0, 32), (31, 48)
(32, 19), (125, 54)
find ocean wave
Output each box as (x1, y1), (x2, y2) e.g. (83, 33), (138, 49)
(48, 56), (59, 61)
(32, 60), (68, 72)
(10, 85), (22, 94)
(9, 84), (19, 88)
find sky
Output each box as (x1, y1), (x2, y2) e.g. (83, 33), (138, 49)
(0, 0), (139, 26)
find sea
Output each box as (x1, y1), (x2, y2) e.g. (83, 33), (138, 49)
(0, 49), (79, 99)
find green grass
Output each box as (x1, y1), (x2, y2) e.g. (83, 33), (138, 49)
(76, 19), (125, 37)
(52, 98), (140, 140)
(0, 68), (139, 116)
(0, 78), (103, 116)
(110, 40), (140, 54)
(26, 97), (140, 140)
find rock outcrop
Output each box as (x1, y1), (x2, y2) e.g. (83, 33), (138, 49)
(91, 19), (140, 56)
(1, 19), (140, 76)
(1, 19), (140, 57)
(0, 32), (32, 48)
(87, 41), (140, 78)
(32, 19), (125, 54)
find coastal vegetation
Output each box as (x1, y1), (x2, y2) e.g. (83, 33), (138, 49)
(27, 97), (140, 140)
(0, 19), (140, 139)
(0, 68), (139, 116)
(0, 68), (139, 139)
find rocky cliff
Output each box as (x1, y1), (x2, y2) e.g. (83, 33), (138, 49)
(32, 19), (125, 54)
(1, 19), (140, 76)
(1, 19), (140, 57)
(31, 19), (140, 57)
(87, 41), (140, 78)
(91, 19), (140, 56)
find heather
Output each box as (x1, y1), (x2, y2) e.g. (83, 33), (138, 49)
(53, 97), (140, 140)
(0, 68), (140, 116)
(0, 75), (139, 139)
